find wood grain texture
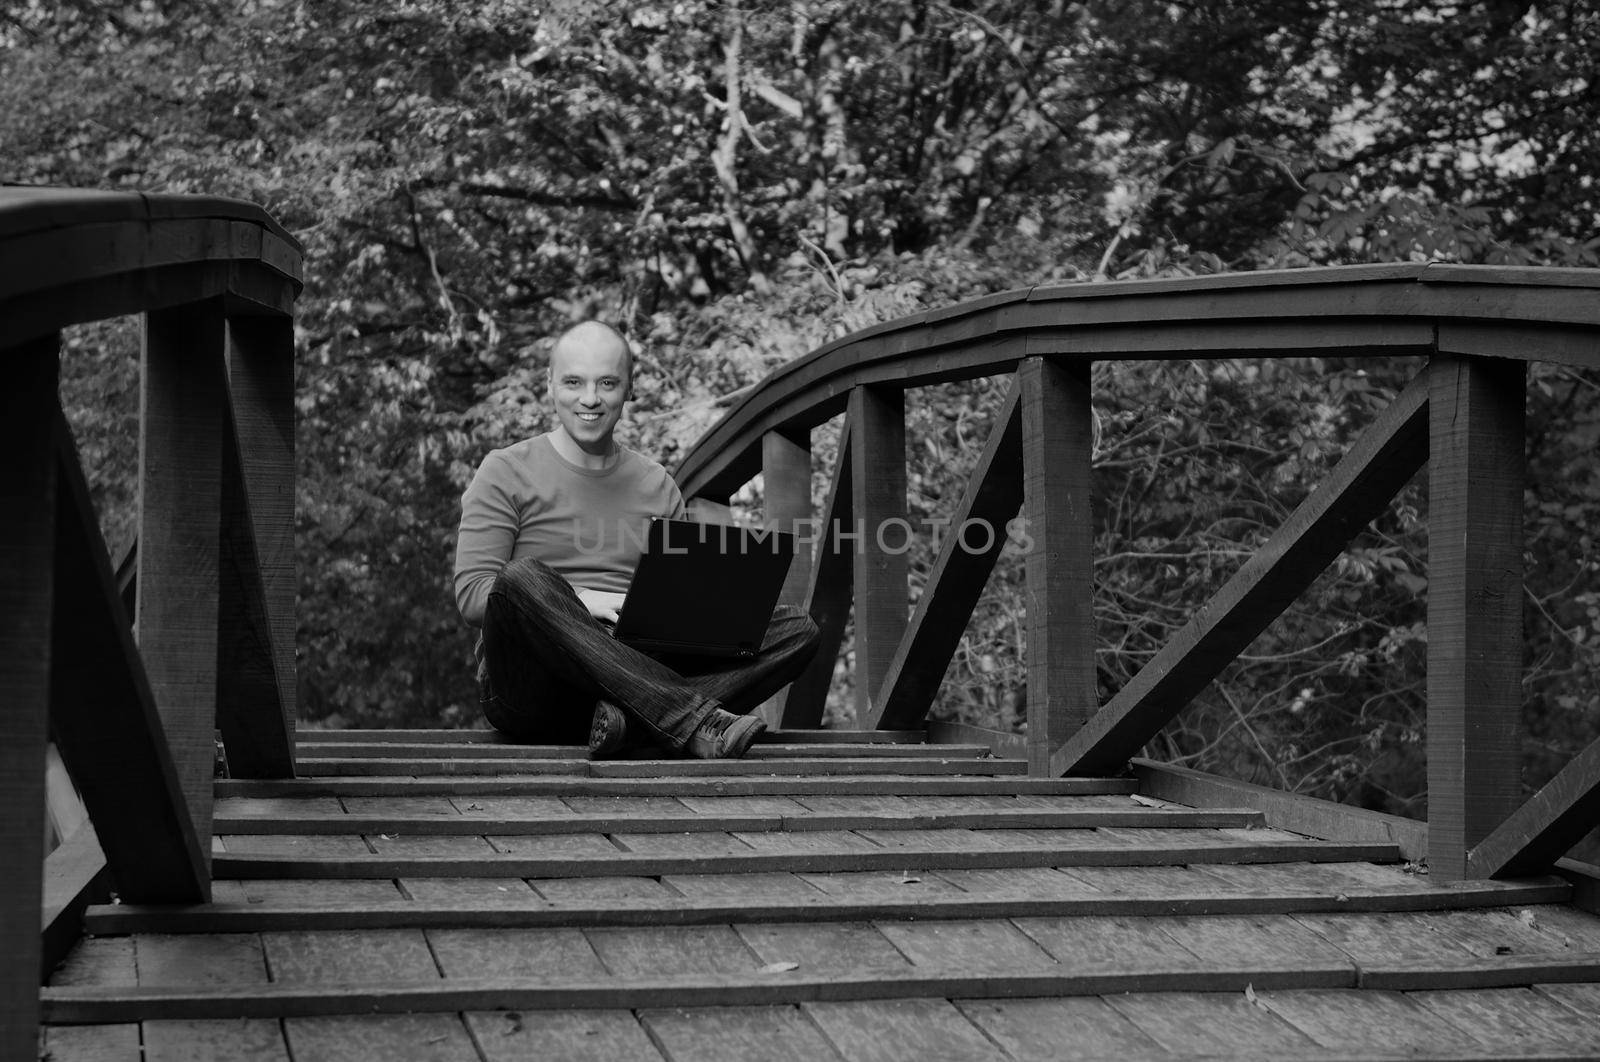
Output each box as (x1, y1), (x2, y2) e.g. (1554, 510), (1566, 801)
(1103, 991), (1316, 1055)
(208, 834), (1399, 880)
(849, 386), (909, 725)
(37, 1023), (141, 1062)
(468, 1009), (664, 1062)
(41, 824), (111, 976)
(51, 413), (209, 903)
(674, 264), (1600, 501)
(1056, 368), (1430, 777)
(1133, 758), (1429, 861)
(925, 720), (1028, 760)
(139, 299), (227, 869)
(957, 997), (1166, 1059)
(1256, 987), (1483, 1053)
(871, 376), (1023, 730)
(1357, 951), (1600, 991)
(0, 187), (302, 347)
(756, 428), (813, 728)
(762, 428), (813, 607)
(209, 804), (1260, 836)
(1409, 986), (1600, 1052)
(143, 1018), (292, 1062)
(217, 314), (296, 778)
(642, 1004), (838, 1062)
(85, 874), (1568, 936)
(804, 998), (1009, 1062)
(0, 335), (56, 1060)
(40, 966), (1404, 1030)
(294, 741), (962, 761)
(217, 774), (1137, 799)
(1427, 354), (1525, 879)
(781, 420), (852, 728)
(295, 726), (925, 744)
(283, 1014), (479, 1062)
(1019, 357), (1096, 774)
(1469, 732), (1600, 879)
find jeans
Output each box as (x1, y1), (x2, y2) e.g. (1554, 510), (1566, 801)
(480, 557), (822, 749)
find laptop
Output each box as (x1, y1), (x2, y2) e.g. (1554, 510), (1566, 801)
(613, 517), (797, 658)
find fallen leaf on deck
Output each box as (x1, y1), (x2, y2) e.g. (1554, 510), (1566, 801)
(1243, 983), (1266, 1009)
(1129, 795), (1166, 808)
(897, 873), (923, 885)
(760, 961), (800, 974)
(1517, 909), (1540, 930)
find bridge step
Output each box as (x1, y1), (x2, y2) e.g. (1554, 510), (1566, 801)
(290, 755), (1027, 777)
(52, 949), (1600, 1023)
(42, 734), (1600, 1061)
(293, 741), (981, 759)
(216, 774), (1134, 797)
(86, 867), (1571, 934)
(294, 727), (929, 744)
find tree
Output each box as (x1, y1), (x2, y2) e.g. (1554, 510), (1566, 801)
(7, 0), (1596, 825)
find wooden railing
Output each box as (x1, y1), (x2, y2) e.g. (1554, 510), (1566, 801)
(1, 186), (301, 1054)
(674, 263), (1600, 884)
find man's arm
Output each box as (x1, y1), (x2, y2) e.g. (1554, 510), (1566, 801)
(575, 588), (626, 626)
(453, 454), (520, 627)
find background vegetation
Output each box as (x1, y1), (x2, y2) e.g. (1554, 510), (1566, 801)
(5, 0), (1598, 831)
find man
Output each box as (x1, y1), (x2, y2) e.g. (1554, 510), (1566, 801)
(454, 320), (820, 758)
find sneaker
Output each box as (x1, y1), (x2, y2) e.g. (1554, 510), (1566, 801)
(587, 700), (629, 759)
(687, 709), (766, 760)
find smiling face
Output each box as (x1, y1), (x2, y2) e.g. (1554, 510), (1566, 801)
(546, 321), (632, 460)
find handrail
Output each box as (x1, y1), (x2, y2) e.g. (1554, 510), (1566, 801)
(1, 186), (301, 1054)
(672, 263), (1600, 886)
(677, 264), (1600, 501)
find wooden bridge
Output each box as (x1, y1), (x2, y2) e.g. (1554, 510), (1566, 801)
(9, 187), (1600, 1060)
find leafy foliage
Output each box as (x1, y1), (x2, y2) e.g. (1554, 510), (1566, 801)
(7, 0), (1598, 827)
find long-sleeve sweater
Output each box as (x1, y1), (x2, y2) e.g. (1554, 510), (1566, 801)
(452, 432), (684, 626)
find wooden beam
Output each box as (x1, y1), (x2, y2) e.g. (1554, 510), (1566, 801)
(849, 387), (908, 725)
(0, 335), (57, 1060)
(1132, 759), (1429, 862)
(1428, 354), (1525, 880)
(926, 720), (1028, 761)
(217, 314), (296, 778)
(755, 428), (812, 728)
(138, 299), (227, 866)
(52, 413), (210, 902)
(1020, 358), (1096, 775)
(871, 378), (1023, 730)
(1054, 369), (1431, 777)
(1470, 735), (1600, 879)
(762, 428), (812, 606)
(781, 422), (853, 728)
(41, 825), (109, 977)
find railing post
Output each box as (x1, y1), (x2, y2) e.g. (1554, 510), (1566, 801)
(759, 428), (812, 726)
(763, 428), (813, 605)
(217, 313), (298, 777)
(781, 423), (854, 729)
(1428, 353), (1525, 880)
(138, 299), (227, 871)
(0, 335), (58, 1058)
(1020, 358), (1096, 776)
(849, 386), (908, 725)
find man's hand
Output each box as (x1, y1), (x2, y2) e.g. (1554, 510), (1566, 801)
(576, 588), (626, 627)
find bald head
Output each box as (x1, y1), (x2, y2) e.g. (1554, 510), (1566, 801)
(550, 320), (632, 389)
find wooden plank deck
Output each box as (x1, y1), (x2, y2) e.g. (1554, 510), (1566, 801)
(41, 730), (1600, 1060)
